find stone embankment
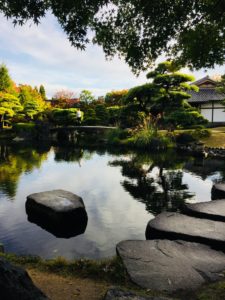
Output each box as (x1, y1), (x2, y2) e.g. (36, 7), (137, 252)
(177, 143), (225, 158)
(117, 183), (225, 294)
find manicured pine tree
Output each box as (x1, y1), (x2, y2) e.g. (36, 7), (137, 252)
(0, 93), (22, 127)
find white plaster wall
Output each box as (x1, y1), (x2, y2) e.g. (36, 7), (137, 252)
(213, 109), (225, 122)
(200, 108), (212, 122)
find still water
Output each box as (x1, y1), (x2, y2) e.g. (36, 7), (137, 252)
(0, 143), (224, 259)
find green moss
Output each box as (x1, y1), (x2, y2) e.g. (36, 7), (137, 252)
(195, 279), (225, 300)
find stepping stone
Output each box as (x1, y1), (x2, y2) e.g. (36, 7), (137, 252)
(184, 200), (225, 221)
(117, 240), (225, 292)
(104, 287), (170, 300)
(212, 183), (225, 200)
(26, 190), (88, 238)
(146, 212), (225, 249)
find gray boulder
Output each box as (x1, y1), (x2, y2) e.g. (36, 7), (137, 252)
(26, 190), (88, 238)
(146, 212), (225, 249)
(117, 240), (225, 292)
(0, 257), (48, 300)
(183, 200), (225, 221)
(104, 287), (170, 300)
(27, 189), (85, 212)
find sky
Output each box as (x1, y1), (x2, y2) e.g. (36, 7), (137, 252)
(0, 12), (224, 98)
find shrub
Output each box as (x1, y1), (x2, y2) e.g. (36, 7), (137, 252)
(107, 106), (122, 126)
(191, 128), (211, 139)
(175, 128), (210, 145)
(95, 104), (109, 125)
(82, 117), (100, 125)
(82, 108), (98, 125)
(13, 122), (36, 131)
(50, 108), (83, 125)
(164, 107), (208, 129)
(175, 132), (197, 144)
(127, 129), (173, 149)
(106, 128), (130, 144)
(120, 104), (145, 128)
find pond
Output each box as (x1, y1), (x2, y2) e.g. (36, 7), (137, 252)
(0, 142), (224, 260)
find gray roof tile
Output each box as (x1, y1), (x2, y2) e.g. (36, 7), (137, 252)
(188, 89), (225, 103)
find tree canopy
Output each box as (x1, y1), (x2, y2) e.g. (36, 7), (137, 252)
(0, 64), (15, 93)
(0, 92), (22, 126)
(0, 1), (224, 73)
(105, 89), (128, 106)
(79, 90), (95, 104)
(124, 61), (207, 128)
(39, 84), (46, 100)
(19, 84), (47, 119)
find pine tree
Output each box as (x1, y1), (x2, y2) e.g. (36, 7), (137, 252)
(19, 85), (46, 119)
(0, 64), (14, 92)
(0, 92), (22, 127)
(39, 84), (46, 100)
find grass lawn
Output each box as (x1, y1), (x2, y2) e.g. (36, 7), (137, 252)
(159, 127), (225, 148)
(201, 127), (225, 148)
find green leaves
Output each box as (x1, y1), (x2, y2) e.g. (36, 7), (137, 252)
(0, 64), (14, 93)
(19, 84), (47, 119)
(124, 60), (208, 128)
(0, 1), (224, 72)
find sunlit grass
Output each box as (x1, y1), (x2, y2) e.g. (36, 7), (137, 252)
(200, 128), (225, 148)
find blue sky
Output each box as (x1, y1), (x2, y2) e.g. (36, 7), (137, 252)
(0, 13), (224, 98)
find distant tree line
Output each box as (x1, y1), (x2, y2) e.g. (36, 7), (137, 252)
(1, 61), (221, 131)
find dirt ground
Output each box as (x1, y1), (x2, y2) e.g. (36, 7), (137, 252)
(28, 268), (110, 300)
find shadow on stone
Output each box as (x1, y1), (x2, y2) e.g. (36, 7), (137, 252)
(183, 200), (225, 222)
(145, 212), (225, 250)
(212, 183), (225, 200)
(26, 190), (88, 238)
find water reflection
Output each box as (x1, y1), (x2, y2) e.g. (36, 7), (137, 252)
(184, 156), (225, 181)
(110, 151), (194, 215)
(0, 143), (50, 200)
(0, 143), (224, 259)
(53, 146), (93, 166)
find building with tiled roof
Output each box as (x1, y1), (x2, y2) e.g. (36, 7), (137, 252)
(188, 75), (225, 123)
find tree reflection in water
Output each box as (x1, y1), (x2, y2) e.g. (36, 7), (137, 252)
(53, 146), (93, 166)
(109, 150), (194, 215)
(0, 143), (50, 200)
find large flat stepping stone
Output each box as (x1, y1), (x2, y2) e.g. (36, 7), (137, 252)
(146, 212), (225, 248)
(212, 183), (225, 200)
(104, 287), (170, 300)
(117, 240), (225, 292)
(26, 190), (88, 238)
(184, 200), (225, 221)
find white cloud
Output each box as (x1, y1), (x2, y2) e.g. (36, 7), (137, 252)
(0, 13), (147, 97)
(0, 12), (224, 98)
